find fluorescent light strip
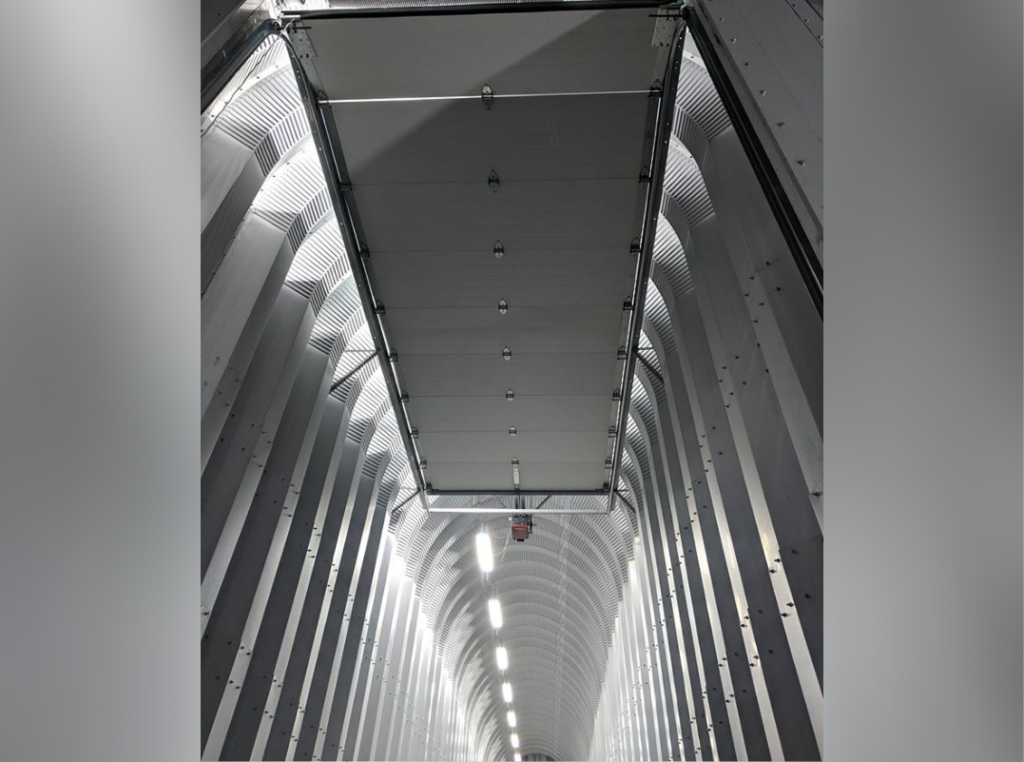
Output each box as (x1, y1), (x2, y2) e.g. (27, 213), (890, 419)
(507, 710), (517, 728)
(510, 733), (520, 749)
(501, 682), (513, 703)
(495, 646), (508, 671)
(488, 598), (503, 629)
(476, 530), (494, 573)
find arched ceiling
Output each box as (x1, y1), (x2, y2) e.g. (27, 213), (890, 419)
(393, 502), (636, 760)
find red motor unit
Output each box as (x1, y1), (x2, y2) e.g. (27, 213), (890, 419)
(510, 514), (533, 542)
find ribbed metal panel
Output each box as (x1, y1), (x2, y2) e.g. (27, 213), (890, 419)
(284, 218), (350, 300)
(664, 141), (715, 227)
(625, 416), (650, 481)
(309, 254), (350, 315)
(331, 349), (380, 405)
(638, 329), (663, 375)
(652, 212), (693, 300)
(308, 276), (362, 354)
(674, 57), (731, 143)
(205, 35), (282, 121)
(254, 108), (311, 175)
(330, 323), (377, 381)
(284, 188), (332, 252)
(642, 278), (678, 356)
(216, 55), (301, 150)
(346, 372), (391, 446)
(251, 145), (326, 231)
(630, 380), (660, 450)
(363, 415), (403, 475)
(618, 449), (644, 513)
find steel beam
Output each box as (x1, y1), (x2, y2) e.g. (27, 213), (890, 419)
(608, 22), (686, 513)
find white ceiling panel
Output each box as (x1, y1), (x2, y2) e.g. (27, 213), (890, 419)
(383, 306), (625, 354)
(305, 9), (661, 99)
(367, 249), (635, 308)
(331, 95), (650, 185)
(394, 352), (622, 397)
(304, 5), (662, 493)
(409, 394), (613, 432)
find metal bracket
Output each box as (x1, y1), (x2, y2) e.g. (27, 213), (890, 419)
(481, 84), (494, 110)
(289, 26), (317, 59)
(390, 488), (425, 516)
(635, 350), (664, 385)
(651, 8), (679, 48)
(614, 488), (638, 515)
(329, 351), (380, 394)
(487, 169), (501, 192)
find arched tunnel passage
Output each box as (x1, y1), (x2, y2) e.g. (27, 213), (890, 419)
(200, 3), (822, 760)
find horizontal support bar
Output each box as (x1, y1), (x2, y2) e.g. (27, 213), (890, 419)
(282, 1), (672, 22)
(319, 89), (650, 105)
(428, 506), (608, 514)
(426, 489), (608, 496)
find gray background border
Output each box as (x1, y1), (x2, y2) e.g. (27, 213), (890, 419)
(0, 1), (1020, 760)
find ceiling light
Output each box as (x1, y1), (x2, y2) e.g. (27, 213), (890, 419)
(488, 598), (503, 629)
(510, 733), (520, 749)
(514, 754), (522, 762)
(502, 347), (512, 361)
(495, 646), (509, 671)
(507, 710), (517, 728)
(502, 682), (513, 703)
(476, 530), (494, 573)
(498, 299), (508, 315)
